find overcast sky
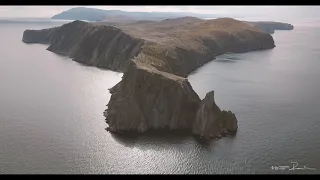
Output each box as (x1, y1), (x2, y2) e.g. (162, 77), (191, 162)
(0, 6), (319, 23)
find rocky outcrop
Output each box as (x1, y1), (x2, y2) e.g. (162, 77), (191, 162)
(22, 27), (58, 44)
(192, 91), (238, 139)
(105, 60), (201, 133)
(104, 61), (237, 138)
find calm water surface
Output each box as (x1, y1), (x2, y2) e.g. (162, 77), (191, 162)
(0, 21), (319, 174)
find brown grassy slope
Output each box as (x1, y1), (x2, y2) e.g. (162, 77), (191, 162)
(115, 17), (275, 77)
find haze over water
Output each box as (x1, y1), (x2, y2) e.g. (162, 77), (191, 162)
(0, 19), (319, 174)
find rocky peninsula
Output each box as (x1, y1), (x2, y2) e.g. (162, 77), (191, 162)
(23, 18), (276, 77)
(22, 17), (285, 139)
(245, 21), (294, 34)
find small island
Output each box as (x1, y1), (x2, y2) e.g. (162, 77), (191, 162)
(22, 16), (293, 139)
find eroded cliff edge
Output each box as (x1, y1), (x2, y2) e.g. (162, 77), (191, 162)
(105, 60), (200, 133)
(23, 20), (144, 72)
(104, 60), (238, 139)
(22, 17), (279, 139)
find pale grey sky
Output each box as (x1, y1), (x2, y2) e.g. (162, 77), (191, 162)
(0, 6), (319, 23)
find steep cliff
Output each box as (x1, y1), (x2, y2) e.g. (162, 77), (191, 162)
(105, 60), (201, 133)
(105, 61), (237, 138)
(22, 27), (58, 44)
(23, 20), (145, 72)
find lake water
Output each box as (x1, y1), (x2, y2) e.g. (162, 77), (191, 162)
(0, 20), (319, 174)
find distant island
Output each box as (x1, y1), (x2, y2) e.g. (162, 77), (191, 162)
(22, 14), (294, 140)
(51, 7), (218, 22)
(51, 7), (294, 34)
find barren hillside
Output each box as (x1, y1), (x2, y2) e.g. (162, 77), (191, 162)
(23, 17), (275, 77)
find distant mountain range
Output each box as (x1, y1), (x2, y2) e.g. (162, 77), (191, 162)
(51, 7), (217, 21)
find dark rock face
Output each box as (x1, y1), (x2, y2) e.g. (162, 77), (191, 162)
(105, 65), (238, 138)
(193, 91), (238, 138)
(105, 60), (201, 133)
(22, 27), (58, 44)
(23, 21), (144, 72)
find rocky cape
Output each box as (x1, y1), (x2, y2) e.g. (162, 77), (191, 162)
(22, 17), (283, 139)
(245, 21), (294, 34)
